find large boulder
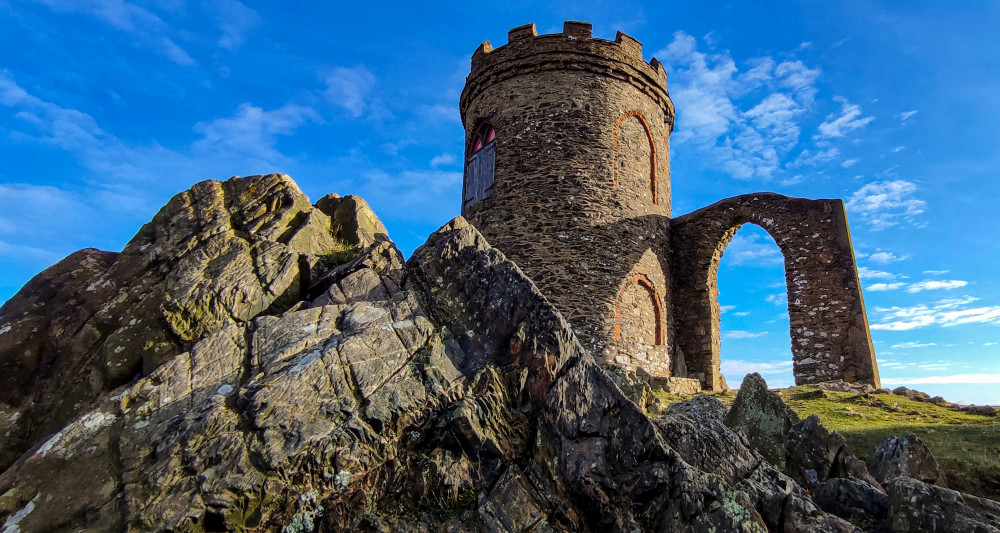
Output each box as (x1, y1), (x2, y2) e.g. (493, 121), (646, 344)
(724, 372), (800, 468)
(0, 174), (384, 471)
(873, 432), (948, 487)
(886, 476), (1000, 532)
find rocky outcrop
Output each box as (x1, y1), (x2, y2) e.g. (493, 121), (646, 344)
(0, 174), (381, 472)
(873, 432), (949, 487)
(1, 175), (999, 532)
(724, 372), (800, 468)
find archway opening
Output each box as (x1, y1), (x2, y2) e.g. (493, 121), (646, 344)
(715, 224), (794, 389)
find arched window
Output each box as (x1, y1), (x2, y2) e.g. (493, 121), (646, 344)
(464, 123), (496, 210)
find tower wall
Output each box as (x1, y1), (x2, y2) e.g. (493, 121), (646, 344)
(459, 22), (676, 375)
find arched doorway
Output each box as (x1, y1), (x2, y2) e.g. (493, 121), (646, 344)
(669, 193), (879, 390)
(715, 224), (794, 388)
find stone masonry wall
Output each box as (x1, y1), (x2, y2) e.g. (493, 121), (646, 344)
(459, 22), (676, 371)
(670, 193), (880, 390)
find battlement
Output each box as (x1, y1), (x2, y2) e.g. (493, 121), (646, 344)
(464, 21), (673, 125)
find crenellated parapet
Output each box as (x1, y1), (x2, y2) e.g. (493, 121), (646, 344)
(462, 21), (674, 130)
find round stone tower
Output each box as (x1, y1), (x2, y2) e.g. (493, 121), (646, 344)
(459, 21), (677, 378)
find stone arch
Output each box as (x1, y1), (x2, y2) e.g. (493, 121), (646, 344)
(670, 193), (879, 390)
(612, 111), (658, 204)
(614, 274), (664, 345)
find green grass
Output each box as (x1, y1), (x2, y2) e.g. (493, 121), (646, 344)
(653, 385), (1000, 500)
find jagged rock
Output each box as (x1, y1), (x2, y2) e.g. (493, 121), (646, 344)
(2, 177), (997, 532)
(315, 193), (389, 248)
(724, 372), (800, 468)
(892, 386), (931, 402)
(886, 476), (1000, 532)
(0, 174), (383, 472)
(785, 414), (880, 491)
(873, 432), (948, 487)
(812, 478), (889, 528)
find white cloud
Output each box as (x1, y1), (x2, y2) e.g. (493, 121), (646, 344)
(891, 342), (937, 349)
(324, 65), (377, 118)
(722, 232), (782, 266)
(654, 32), (820, 181)
(815, 97), (875, 139)
(881, 373), (1000, 385)
(192, 103), (318, 167)
(430, 153), (456, 167)
(906, 280), (968, 293)
(733, 311), (751, 317)
(868, 251), (907, 263)
(358, 169), (462, 223)
(720, 305), (737, 313)
(871, 296), (1000, 331)
(846, 180), (925, 230)
(899, 110), (919, 122)
(857, 266), (898, 280)
(720, 358), (794, 378)
(841, 158), (859, 168)
(0, 71), (318, 218)
(924, 270), (950, 275)
(789, 147), (839, 168)
(892, 146), (906, 153)
(868, 282), (905, 292)
(35, 0), (194, 65)
(766, 292), (787, 306)
(212, 0), (260, 50)
(724, 330), (768, 339)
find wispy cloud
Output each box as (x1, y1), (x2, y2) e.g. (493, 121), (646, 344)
(815, 97), (875, 139)
(846, 180), (925, 230)
(35, 0), (194, 65)
(868, 282), (906, 292)
(655, 32), (820, 181)
(766, 292), (787, 306)
(357, 169), (462, 223)
(858, 266), (898, 280)
(721, 359), (794, 379)
(906, 280), (968, 293)
(724, 330), (768, 339)
(211, 0), (260, 50)
(891, 341), (937, 349)
(192, 103), (318, 165)
(430, 153), (456, 167)
(871, 295), (1000, 330)
(841, 158), (859, 168)
(899, 110), (919, 122)
(924, 270), (951, 275)
(882, 374), (1000, 385)
(722, 232), (782, 266)
(324, 65), (377, 118)
(869, 251), (908, 264)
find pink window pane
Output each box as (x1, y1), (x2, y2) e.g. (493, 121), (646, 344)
(473, 138), (483, 152)
(485, 128), (496, 143)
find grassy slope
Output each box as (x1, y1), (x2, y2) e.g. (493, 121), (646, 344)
(654, 386), (1000, 500)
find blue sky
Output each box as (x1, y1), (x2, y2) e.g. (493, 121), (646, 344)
(1, 1), (998, 403)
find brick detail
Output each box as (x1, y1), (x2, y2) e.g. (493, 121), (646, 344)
(614, 274), (664, 345)
(612, 111), (658, 203)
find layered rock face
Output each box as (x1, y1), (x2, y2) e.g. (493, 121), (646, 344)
(0, 175), (997, 532)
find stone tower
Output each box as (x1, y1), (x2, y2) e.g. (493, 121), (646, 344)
(459, 21), (677, 378)
(460, 21), (880, 391)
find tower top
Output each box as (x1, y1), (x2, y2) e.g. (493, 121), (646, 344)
(462, 21), (675, 130)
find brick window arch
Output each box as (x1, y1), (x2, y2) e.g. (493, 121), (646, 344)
(464, 122), (496, 209)
(612, 111), (658, 204)
(614, 274), (664, 345)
